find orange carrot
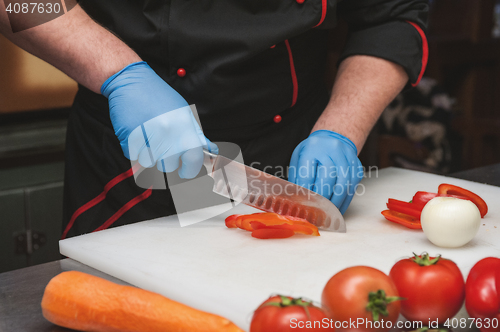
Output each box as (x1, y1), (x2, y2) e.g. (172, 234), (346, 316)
(41, 271), (243, 332)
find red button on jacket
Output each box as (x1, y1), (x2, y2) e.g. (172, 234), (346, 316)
(273, 115), (282, 123)
(177, 68), (186, 77)
(296, 0), (305, 4)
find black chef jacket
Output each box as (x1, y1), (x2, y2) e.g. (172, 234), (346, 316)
(62, 0), (429, 238)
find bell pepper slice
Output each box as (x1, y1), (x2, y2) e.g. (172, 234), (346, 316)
(412, 191), (439, 209)
(233, 215), (254, 231)
(225, 212), (320, 237)
(249, 221), (317, 236)
(386, 199), (422, 219)
(225, 214), (241, 228)
(235, 213), (315, 233)
(249, 213), (320, 236)
(251, 228), (295, 239)
(381, 210), (422, 230)
(412, 191), (474, 209)
(438, 184), (488, 217)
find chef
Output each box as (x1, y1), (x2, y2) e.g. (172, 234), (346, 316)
(0, 0), (428, 238)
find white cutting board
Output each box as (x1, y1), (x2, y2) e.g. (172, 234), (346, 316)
(60, 168), (500, 331)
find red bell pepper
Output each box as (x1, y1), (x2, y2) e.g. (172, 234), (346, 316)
(382, 210), (422, 229)
(412, 191), (474, 209)
(248, 214), (319, 236)
(438, 184), (488, 217)
(381, 210), (422, 229)
(224, 212), (320, 238)
(382, 184), (487, 229)
(412, 191), (440, 209)
(251, 228), (295, 239)
(250, 221), (316, 236)
(225, 214), (240, 228)
(386, 199), (422, 219)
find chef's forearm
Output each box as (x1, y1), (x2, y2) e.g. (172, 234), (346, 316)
(0, 4), (141, 93)
(312, 55), (408, 153)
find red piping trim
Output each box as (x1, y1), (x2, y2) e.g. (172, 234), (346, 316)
(93, 187), (153, 232)
(61, 163), (141, 239)
(284, 39), (298, 107)
(313, 0), (327, 27)
(406, 20), (428, 87)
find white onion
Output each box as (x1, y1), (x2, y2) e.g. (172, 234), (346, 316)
(421, 197), (481, 248)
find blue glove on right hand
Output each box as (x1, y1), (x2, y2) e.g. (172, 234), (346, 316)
(289, 130), (363, 214)
(101, 62), (217, 179)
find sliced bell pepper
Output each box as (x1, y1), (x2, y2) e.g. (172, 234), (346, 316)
(225, 214), (241, 228)
(251, 228), (295, 239)
(382, 184), (487, 230)
(234, 214), (255, 231)
(412, 191), (440, 209)
(381, 210), (422, 230)
(412, 191), (473, 209)
(386, 199), (422, 219)
(246, 213), (319, 236)
(225, 212), (320, 238)
(236, 213), (318, 234)
(249, 221), (317, 236)
(438, 184), (488, 217)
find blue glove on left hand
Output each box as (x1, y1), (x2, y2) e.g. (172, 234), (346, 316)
(288, 130), (363, 214)
(101, 62), (218, 179)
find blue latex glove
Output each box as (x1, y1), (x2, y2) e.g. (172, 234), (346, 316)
(289, 130), (363, 214)
(101, 62), (218, 179)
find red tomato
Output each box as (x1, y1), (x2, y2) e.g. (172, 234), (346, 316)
(465, 257), (500, 332)
(389, 253), (465, 323)
(321, 266), (401, 332)
(250, 295), (333, 331)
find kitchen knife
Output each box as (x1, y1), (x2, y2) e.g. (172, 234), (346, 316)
(203, 150), (346, 232)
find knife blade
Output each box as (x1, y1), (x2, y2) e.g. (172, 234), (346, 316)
(203, 150), (345, 232)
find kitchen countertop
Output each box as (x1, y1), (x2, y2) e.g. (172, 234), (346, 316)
(449, 164), (500, 187)
(2, 163), (500, 332)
